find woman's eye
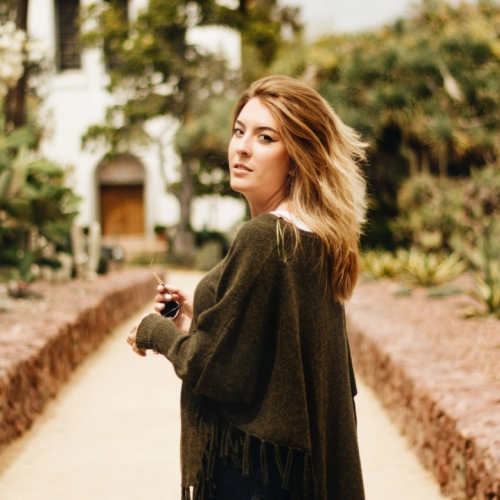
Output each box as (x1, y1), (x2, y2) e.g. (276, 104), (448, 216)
(233, 128), (243, 136)
(259, 134), (275, 142)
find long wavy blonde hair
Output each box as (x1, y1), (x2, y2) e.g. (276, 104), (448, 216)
(232, 75), (368, 303)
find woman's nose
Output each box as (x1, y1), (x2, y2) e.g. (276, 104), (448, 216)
(236, 137), (251, 156)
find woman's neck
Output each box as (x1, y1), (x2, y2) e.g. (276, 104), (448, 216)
(248, 199), (293, 218)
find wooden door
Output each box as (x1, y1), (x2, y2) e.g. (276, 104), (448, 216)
(100, 185), (144, 236)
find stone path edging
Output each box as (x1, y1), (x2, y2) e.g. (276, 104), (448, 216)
(0, 268), (158, 450)
(346, 287), (500, 500)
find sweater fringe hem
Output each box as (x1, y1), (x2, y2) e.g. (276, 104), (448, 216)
(184, 415), (314, 500)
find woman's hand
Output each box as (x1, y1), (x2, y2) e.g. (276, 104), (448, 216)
(126, 313), (150, 357)
(155, 283), (193, 334)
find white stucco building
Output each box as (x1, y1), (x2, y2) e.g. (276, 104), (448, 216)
(26, 0), (245, 247)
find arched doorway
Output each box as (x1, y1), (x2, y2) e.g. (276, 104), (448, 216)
(96, 154), (145, 237)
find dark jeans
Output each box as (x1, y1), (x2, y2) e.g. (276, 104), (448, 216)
(209, 440), (294, 500)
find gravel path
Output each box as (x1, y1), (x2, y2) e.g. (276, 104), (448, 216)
(0, 270), (448, 499)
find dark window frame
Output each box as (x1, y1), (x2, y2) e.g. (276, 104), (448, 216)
(55, 0), (82, 71)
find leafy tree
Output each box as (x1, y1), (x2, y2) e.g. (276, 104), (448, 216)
(81, 0), (301, 261)
(0, 111), (80, 282)
(273, 0), (500, 248)
(215, 0), (301, 85)
(0, 14), (80, 282)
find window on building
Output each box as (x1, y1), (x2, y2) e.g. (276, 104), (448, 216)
(55, 0), (81, 71)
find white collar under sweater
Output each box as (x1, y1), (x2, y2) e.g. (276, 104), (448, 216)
(269, 210), (313, 232)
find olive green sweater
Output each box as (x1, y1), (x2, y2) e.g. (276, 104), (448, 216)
(136, 212), (364, 500)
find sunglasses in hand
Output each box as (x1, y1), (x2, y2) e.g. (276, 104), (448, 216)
(150, 260), (182, 320)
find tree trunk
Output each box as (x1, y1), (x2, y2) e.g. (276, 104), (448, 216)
(421, 149), (430, 174)
(6, 0), (29, 128)
(408, 147), (419, 177)
(438, 144), (448, 179)
(6, 73), (27, 128)
(172, 160), (196, 260)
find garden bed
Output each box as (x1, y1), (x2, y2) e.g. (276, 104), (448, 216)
(347, 275), (500, 500)
(0, 267), (162, 450)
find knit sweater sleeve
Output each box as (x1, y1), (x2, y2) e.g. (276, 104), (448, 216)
(135, 221), (280, 407)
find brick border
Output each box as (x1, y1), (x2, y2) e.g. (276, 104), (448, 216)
(0, 268), (159, 450)
(346, 287), (500, 500)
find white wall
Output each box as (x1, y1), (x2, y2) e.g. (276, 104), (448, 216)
(27, 0), (245, 236)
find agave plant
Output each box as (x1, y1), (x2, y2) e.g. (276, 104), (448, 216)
(472, 264), (500, 317)
(450, 217), (500, 318)
(359, 250), (403, 279)
(399, 248), (467, 287)
(464, 260), (500, 319)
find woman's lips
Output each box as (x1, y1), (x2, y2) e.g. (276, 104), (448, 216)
(233, 163), (253, 173)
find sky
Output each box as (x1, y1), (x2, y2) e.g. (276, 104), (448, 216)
(281, 0), (475, 38)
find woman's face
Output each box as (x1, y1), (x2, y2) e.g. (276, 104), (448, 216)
(228, 98), (290, 201)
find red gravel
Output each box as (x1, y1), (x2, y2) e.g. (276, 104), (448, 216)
(0, 266), (162, 334)
(355, 273), (500, 384)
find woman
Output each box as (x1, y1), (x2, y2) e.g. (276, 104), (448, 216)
(127, 75), (367, 500)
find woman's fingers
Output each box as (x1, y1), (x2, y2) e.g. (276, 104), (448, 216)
(154, 292), (172, 303)
(132, 343), (147, 357)
(156, 284), (187, 302)
(126, 314), (151, 353)
(127, 330), (146, 356)
(154, 284), (193, 331)
(154, 302), (165, 313)
(154, 292), (174, 314)
(127, 326), (136, 345)
(157, 283), (180, 295)
(154, 291), (184, 317)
